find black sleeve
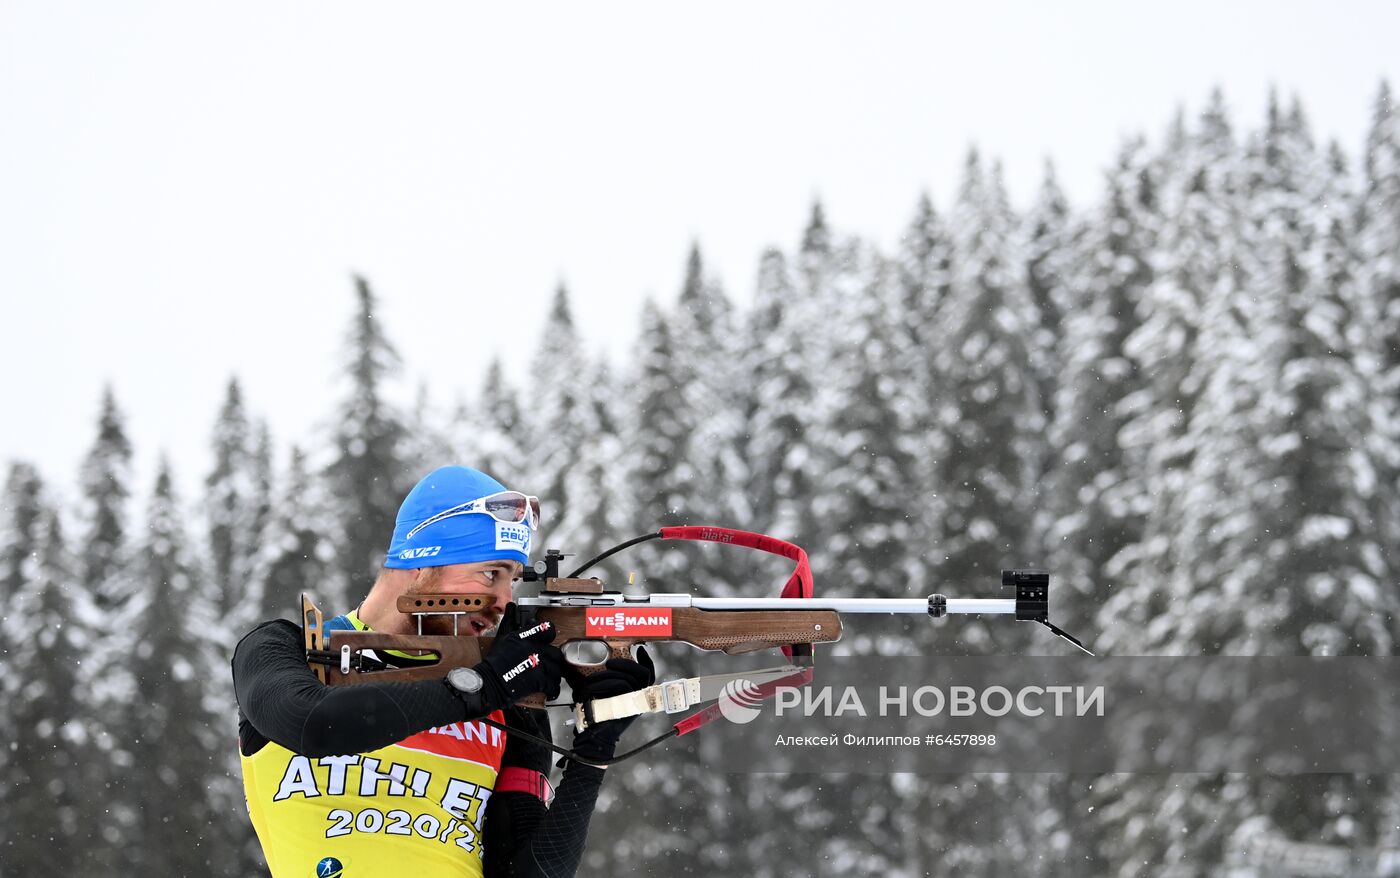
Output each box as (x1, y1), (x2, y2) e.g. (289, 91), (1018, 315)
(231, 619), (492, 758)
(483, 750), (608, 878)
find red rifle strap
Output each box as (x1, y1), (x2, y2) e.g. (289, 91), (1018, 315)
(657, 526), (814, 599)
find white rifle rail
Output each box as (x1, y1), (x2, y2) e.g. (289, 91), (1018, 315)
(515, 594), (1017, 614)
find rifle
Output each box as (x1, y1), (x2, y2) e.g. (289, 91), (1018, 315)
(304, 526), (1091, 763)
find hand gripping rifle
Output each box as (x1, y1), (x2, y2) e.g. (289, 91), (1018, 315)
(303, 526), (1092, 764)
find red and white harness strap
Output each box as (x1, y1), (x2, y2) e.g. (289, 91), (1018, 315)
(495, 766), (555, 803)
(573, 664), (810, 731)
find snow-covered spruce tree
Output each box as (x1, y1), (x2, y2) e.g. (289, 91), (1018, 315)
(894, 192), (955, 377)
(1084, 95), (1249, 877)
(1213, 96), (1395, 653)
(2, 502), (110, 872)
(751, 201), (1046, 878)
(68, 393), (146, 864)
(574, 357), (630, 551)
(1088, 95), (1253, 876)
(800, 223), (894, 512)
(1357, 80), (1400, 581)
(404, 378), (455, 477)
(1198, 98), (1390, 852)
(243, 419), (277, 608)
(629, 299), (689, 530)
(323, 275), (410, 610)
(1244, 134), (1397, 848)
(817, 227), (875, 459)
(811, 249), (922, 610)
(0, 461), (43, 610)
(205, 378), (274, 639)
(670, 242), (746, 532)
(803, 253), (987, 877)
(883, 193), (954, 596)
(638, 240), (873, 878)
(590, 296), (688, 868)
(689, 245), (847, 878)
(591, 302), (711, 877)
(117, 459), (234, 874)
(902, 157), (1074, 871)
(74, 389), (147, 840)
(253, 445), (330, 622)
(1361, 80), (1400, 384)
(928, 151), (1045, 654)
(1102, 91), (1241, 654)
(626, 245), (745, 590)
(1032, 143), (1159, 875)
(741, 219), (867, 602)
(452, 358), (527, 488)
(0, 461), (46, 863)
(232, 419), (277, 875)
(798, 199), (834, 312)
(743, 206), (841, 545)
(525, 283), (626, 556)
(1023, 159), (1078, 430)
(79, 385), (136, 612)
(1041, 142), (1155, 631)
(1092, 93), (1397, 877)
(889, 191), (953, 411)
(204, 380), (277, 875)
(525, 283), (585, 545)
(1158, 92), (1388, 655)
(741, 246), (811, 539)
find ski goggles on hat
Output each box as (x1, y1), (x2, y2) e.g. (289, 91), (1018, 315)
(405, 490), (542, 540)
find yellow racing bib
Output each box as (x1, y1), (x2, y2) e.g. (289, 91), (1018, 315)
(241, 712), (506, 878)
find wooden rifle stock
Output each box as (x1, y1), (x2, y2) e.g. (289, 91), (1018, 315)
(304, 592), (841, 695)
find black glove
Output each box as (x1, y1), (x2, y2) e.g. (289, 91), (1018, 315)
(562, 646), (656, 765)
(474, 603), (565, 711)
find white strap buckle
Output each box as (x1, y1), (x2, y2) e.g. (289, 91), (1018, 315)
(660, 679), (695, 713)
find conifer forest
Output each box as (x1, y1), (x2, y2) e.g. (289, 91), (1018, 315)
(3, 85), (1400, 876)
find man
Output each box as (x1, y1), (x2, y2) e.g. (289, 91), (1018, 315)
(233, 465), (653, 877)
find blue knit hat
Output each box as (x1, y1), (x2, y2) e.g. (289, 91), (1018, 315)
(385, 466), (532, 568)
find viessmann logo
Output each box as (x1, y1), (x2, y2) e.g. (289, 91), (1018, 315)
(584, 608), (673, 636)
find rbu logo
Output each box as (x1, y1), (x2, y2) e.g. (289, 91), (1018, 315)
(398, 546), (442, 560)
(584, 608), (673, 637)
(495, 521), (530, 552)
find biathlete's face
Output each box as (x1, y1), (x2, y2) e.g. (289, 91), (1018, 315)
(405, 560), (521, 636)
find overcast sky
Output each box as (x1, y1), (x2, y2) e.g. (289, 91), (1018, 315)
(2, 1), (1396, 500)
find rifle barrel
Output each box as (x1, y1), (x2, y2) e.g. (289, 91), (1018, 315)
(688, 597), (1015, 614)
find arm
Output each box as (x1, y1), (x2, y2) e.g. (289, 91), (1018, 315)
(482, 651), (655, 878)
(232, 619), (489, 758)
(483, 708), (610, 878)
